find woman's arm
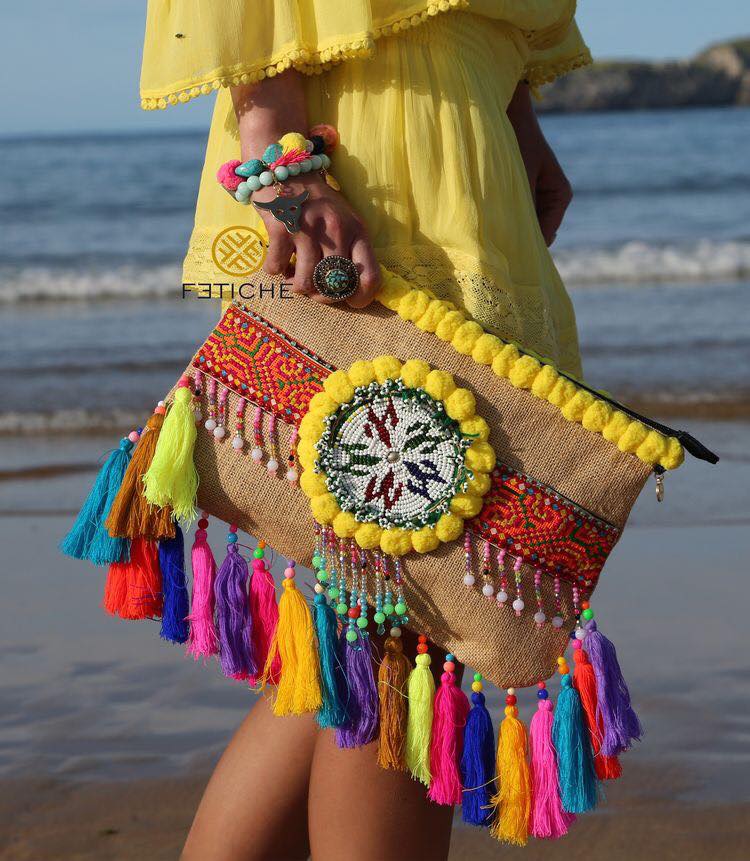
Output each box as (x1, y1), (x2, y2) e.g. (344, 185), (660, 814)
(506, 82), (573, 246)
(231, 72), (381, 307)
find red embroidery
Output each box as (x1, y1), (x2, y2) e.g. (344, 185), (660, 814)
(469, 465), (620, 590)
(193, 306), (333, 424)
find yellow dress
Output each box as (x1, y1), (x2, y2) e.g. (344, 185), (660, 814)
(141, 0), (591, 375)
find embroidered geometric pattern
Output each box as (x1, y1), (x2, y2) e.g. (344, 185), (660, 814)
(193, 305), (334, 424)
(317, 380), (470, 530)
(469, 465), (621, 590)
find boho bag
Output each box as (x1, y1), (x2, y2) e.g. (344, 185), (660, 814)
(61, 267), (717, 843)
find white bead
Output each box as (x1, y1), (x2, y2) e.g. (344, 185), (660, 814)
(482, 583), (494, 597)
(534, 611), (546, 624)
(507, 688), (515, 696)
(286, 468), (298, 482)
(496, 590), (508, 603)
(247, 175), (262, 191)
(390, 627), (402, 637)
(314, 583), (324, 594)
(575, 627), (586, 640)
(213, 425), (226, 439)
(193, 408), (202, 422)
(259, 170), (274, 186)
(463, 574), (475, 587)
(551, 615), (564, 628)
(158, 400), (165, 407)
(204, 418), (217, 431)
(251, 447), (263, 462)
(512, 598), (525, 612)
(267, 458), (279, 473)
(231, 435), (244, 450)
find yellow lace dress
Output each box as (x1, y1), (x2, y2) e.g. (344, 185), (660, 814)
(141, 0), (591, 375)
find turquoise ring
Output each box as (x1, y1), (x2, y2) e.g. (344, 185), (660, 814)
(313, 255), (360, 301)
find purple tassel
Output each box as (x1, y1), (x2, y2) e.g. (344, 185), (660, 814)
(336, 629), (379, 748)
(584, 620), (642, 756)
(214, 536), (255, 680)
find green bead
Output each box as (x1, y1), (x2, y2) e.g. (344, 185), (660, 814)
(374, 611), (386, 624)
(317, 571), (329, 583)
(394, 602), (407, 616)
(345, 628), (358, 643)
(356, 617), (368, 629)
(253, 547), (264, 559)
(327, 587), (339, 599)
(582, 608), (594, 621)
(383, 603), (395, 616)
(336, 603), (348, 615)
(474, 672), (483, 683)
(311, 554), (322, 569)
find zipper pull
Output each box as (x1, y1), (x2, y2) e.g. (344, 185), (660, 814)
(654, 469), (665, 502)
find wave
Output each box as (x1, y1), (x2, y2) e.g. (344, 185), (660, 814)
(554, 239), (750, 286)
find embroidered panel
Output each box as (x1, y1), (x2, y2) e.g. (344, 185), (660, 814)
(193, 306), (334, 424)
(469, 465), (621, 589)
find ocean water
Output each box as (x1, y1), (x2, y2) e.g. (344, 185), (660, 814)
(0, 107), (749, 434)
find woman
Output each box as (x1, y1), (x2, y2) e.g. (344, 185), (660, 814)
(140, 1), (591, 858)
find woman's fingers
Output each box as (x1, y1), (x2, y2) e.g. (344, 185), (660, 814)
(535, 147), (572, 246)
(291, 234), (320, 295)
(262, 226), (295, 276)
(347, 235), (381, 309)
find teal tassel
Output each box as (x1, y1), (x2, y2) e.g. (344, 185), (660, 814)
(313, 595), (348, 728)
(60, 437), (133, 565)
(552, 674), (598, 814)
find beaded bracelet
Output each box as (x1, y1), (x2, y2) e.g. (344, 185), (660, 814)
(216, 125), (339, 233)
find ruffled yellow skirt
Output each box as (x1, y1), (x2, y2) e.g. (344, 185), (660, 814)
(184, 11), (582, 376)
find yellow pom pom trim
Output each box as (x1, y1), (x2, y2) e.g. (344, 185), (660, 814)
(617, 420), (648, 454)
(332, 510), (359, 538)
(412, 526), (440, 553)
(492, 344), (521, 378)
(460, 415), (490, 442)
(582, 400), (613, 433)
(424, 369), (456, 401)
(508, 355), (542, 390)
(308, 391), (338, 416)
(452, 321), (484, 355)
(561, 390), (595, 423)
(346, 360), (376, 388)
(299, 470), (327, 498)
(435, 513), (464, 542)
(435, 310), (465, 342)
(323, 370), (355, 403)
(380, 528), (413, 556)
(450, 493), (483, 518)
(530, 364), (559, 399)
(415, 299), (451, 333)
(472, 333), (503, 365)
(310, 493), (339, 524)
(400, 359), (430, 389)
(445, 388), (476, 421)
(372, 355), (402, 383)
(465, 441), (496, 473)
(398, 290), (430, 322)
(466, 471), (491, 496)
(355, 522), (383, 549)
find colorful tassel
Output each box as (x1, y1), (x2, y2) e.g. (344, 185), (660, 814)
(336, 628), (379, 747)
(248, 542), (280, 686)
(584, 617), (643, 756)
(214, 526), (255, 679)
(61, 435), (135, 564)
(461, 675), (496, 827)
(377, 636), (411, 770)
(572, 641), (622, 779)
(313, 594), (348, 728)
(158, 524), (190, 644)
(529, 686), (574, 840)
(143, 380), (198, 522)
(264, 563), (322, 716)
(105, 408), (175, 541)
(104, 537), (162, 619)
(427, 654), (470, 806)
(186, 515), (218, 660)
(552, 667), (598, 814)
(405, 643), (435, 785)
(490, 692), (531, 846)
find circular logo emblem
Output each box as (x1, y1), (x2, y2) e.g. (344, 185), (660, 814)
(318, 380), (469, 530)
(211, 226), (267, 276)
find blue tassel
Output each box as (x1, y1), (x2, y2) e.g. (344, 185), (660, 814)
(552, 674), (598, 814)
(159, 524), (190, 644)
(313, 595), (348, 729)
(461, 691), (496, 826)
(60, 437), (133, 564)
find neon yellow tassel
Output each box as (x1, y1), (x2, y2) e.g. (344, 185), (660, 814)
(263, 576), (322, 716)
(405, 652), (435, 785)
(143, 381), (198, 521)
(490, 704), (531, 846)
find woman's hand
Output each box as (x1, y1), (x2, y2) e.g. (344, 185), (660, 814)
(232, 73), (380, 308)
(507, 82), (572, 246)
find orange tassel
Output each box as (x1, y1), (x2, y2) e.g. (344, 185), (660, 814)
(121, 538), (163, 619)
(573, 644), (622, 780)
(105, 409), (175, 541)
(377, 636), (411, 770)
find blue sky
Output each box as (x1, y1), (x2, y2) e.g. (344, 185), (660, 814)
(1, 0), (747, 134)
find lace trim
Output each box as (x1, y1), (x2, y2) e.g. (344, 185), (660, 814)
(375, 267), (685, 471)
(141, 0), (467, 111)
(524, 48), (593, 88)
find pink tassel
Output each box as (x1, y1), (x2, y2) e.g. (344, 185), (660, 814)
(428, 656), (470, 806)
(186, 516), (218, 660)
(248, 547), (280, 686)
(529, 696), (575, 839)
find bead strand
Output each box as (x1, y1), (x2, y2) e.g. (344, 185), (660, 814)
(481, 539), (494, 599)
(392, 556), (407, 635)
(496, 548), (509, 606)
(267, 414), (279, 474)
(204, 378), (218, 433)
(214, 386), (228, 439)
(373, 551), (386, 633)
(251, 406), (264, 463)
(192, 371), (203, 423)
(286, 427), (299, 483)
(533, 568), (546, 626)
(512, 556), (524, 615)
(463, 531), (474, 588)
(232, 397), (246, 452)
(552, 573), (564, 628)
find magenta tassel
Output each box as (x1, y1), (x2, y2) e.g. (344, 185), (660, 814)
(248, 556), (280, 686)
(427, 669), (470, 806)
(186, 522), (218, 660)
(529, 700), (575, 839)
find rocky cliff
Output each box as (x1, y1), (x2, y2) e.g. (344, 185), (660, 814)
(538, 37), (750, 112)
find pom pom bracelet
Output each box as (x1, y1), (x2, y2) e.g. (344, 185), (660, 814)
(216, 126), (339, 234)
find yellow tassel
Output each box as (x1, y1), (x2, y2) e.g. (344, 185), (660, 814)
(263, 577), (322, 716)
(490, 704), (531, 846)
(377, 637), (411, 770)
(142, 381), (198, 521)
(405, 651), (435, 785)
